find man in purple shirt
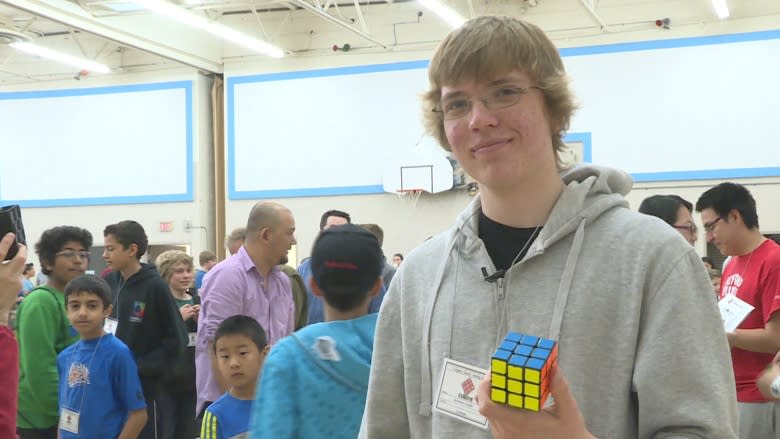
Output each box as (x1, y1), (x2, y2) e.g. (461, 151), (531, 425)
(195, 201), (297, 416)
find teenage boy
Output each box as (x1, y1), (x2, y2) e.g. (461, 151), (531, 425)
(360, 15), (736, 439)
(251, 223), (383, 438)
(57, 275), (147, 438)
(696, 182), (780, 439)
(16, 226), (92, 439)
(201, 315), (269, 439)
(103, 220), (188, 439)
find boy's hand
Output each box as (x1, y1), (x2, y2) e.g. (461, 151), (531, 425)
(758, 363), (780, 400)
(192, 305), (200, 322)
(179, 304), (196, 321)
(475, 366), (595, 439)
(0, 233), (27, 319)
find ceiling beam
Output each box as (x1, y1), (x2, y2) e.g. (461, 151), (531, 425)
(290, 0), (387, 49)
(2, 0), (224, 72)
(578, 0), (609, 31)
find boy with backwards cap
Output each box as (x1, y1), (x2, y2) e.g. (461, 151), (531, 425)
(248, 223), (383, 439)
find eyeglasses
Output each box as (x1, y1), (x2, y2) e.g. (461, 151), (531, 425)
(433, 85), (541, 120)
(55, 250), (90, 260)
(702, 217), (723, 233)
(672, 222), (698, 235)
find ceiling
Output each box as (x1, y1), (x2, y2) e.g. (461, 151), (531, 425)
(0, 0), (778, 85)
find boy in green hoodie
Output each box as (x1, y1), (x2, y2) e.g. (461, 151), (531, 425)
(16, 226), (92, 439)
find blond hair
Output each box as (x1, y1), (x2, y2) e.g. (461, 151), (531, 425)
(422, 15), (577, 169)
(155, 250), (193, 282)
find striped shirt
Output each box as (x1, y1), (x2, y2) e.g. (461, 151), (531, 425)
(200, 392), (252, 439)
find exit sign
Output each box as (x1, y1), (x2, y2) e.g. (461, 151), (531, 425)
(159, 222), (174, 232)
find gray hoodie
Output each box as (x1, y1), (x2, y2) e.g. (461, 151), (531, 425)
(360, 165), (738, 439)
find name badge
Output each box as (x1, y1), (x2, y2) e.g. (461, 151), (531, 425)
(59, 408), (80, 434)
(188, 332), (197, 347)
(433, 358), (488, 429)
(104, 317), (118, 335)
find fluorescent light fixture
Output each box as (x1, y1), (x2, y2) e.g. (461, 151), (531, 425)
(10, 42), (111, 73)
(417, 0), (466, 28)
(129, 0), (285, 58)
(712, 0), (730, 19)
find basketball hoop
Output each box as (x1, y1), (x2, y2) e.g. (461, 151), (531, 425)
(396, 188), (424, 207)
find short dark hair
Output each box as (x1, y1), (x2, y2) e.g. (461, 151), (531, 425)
(103, 220), (148, 260)
(199, 250), (217, 266)
(701, 256), (714, 266)
(393, 253), (404, 260)
(35, 226), (93, 276)
(214, 315), (268, 352)
(695, 182), (759, 229)
(319, 210), (351, 231)
(23, 263), (34, 275)
(64, 274), (112, 308)
(638, 195), (692, 226)
(359, 223), (384, 247)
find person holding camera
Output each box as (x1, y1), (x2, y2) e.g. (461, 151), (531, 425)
(0, 233), (28, 437)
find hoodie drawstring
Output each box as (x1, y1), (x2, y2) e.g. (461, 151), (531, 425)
(548, 218), (586, 340)
(418, 235), (460, 416)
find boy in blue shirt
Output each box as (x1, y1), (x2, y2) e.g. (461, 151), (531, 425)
(57, 275), (147, 438)
(201, 315), (269, 439)
(249, 223), (384, 438)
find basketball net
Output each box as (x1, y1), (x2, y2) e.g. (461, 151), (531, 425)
(396, 189), (424, 208)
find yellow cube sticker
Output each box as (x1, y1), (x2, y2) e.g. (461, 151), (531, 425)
(491, 388), (507, 403)
(525, 369), (541, 384)
(507, 379), (523, 394)
(492, 359), (507, 375)
(492, 373), (506, 389)
(508, 393), (524, 408)
(525, 383), (540, 397)
(507, 365), (523, 380)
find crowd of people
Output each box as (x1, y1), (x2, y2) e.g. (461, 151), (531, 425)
(1, 14), (778, 439)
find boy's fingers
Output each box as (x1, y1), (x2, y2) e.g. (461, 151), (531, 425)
(548, 365), (580, 418)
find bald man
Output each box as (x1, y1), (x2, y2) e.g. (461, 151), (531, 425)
(195, 202), (297, 416)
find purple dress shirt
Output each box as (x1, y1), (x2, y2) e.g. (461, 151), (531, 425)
(195, 246), (294, 413)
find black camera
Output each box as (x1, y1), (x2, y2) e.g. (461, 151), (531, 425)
(0, 205), (26, 261)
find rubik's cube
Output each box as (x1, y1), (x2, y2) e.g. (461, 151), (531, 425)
(489, 332), (558, 412)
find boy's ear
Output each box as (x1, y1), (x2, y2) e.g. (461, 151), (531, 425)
(369, 278), (383, 297)
(261, 345), (271, 357)
(104, 304), (113, 318)
(309, 278), (324, 298)
(127, 243), (139, 258)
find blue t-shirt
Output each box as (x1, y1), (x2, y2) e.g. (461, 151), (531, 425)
(195, 269), (207, 289)
(57, 333), (146, 439)
(201, 392), (252, 439)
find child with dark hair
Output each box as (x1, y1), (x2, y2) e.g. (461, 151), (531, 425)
(57, 275), (147, 438)
(201, 315), (269, 439)
(250, 223), (384, 438)
(16, 225), (92, 439)
(102, 220), (187, 439)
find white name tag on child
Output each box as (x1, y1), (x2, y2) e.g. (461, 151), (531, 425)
(719, 295), (755, 333)
(104, 317), (118, 335)
(188, 332), (197, 347)
(59, 408), (79, 434)
(434, 358), (488, 429)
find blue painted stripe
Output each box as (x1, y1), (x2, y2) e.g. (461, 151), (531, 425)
(632, 167), (780, 182)
(560, 29), (780, 57)
(229, 185), (385, 200)
(0, 81), (194, 207)
(227, 60), (429, 84)
(0, 80), (192, 99)
(3, 193), (193, 208)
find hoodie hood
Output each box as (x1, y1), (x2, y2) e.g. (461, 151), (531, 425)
(292, 313), (377, 392)
(417, 164), (633, 416)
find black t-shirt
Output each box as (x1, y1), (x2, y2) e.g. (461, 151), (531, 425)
(478, 211), (541, 272)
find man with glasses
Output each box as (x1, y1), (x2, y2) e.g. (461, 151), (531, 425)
(361, 15), (736, 439)
(16, 226), (92, 439)
(696, 182), (780, 439)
